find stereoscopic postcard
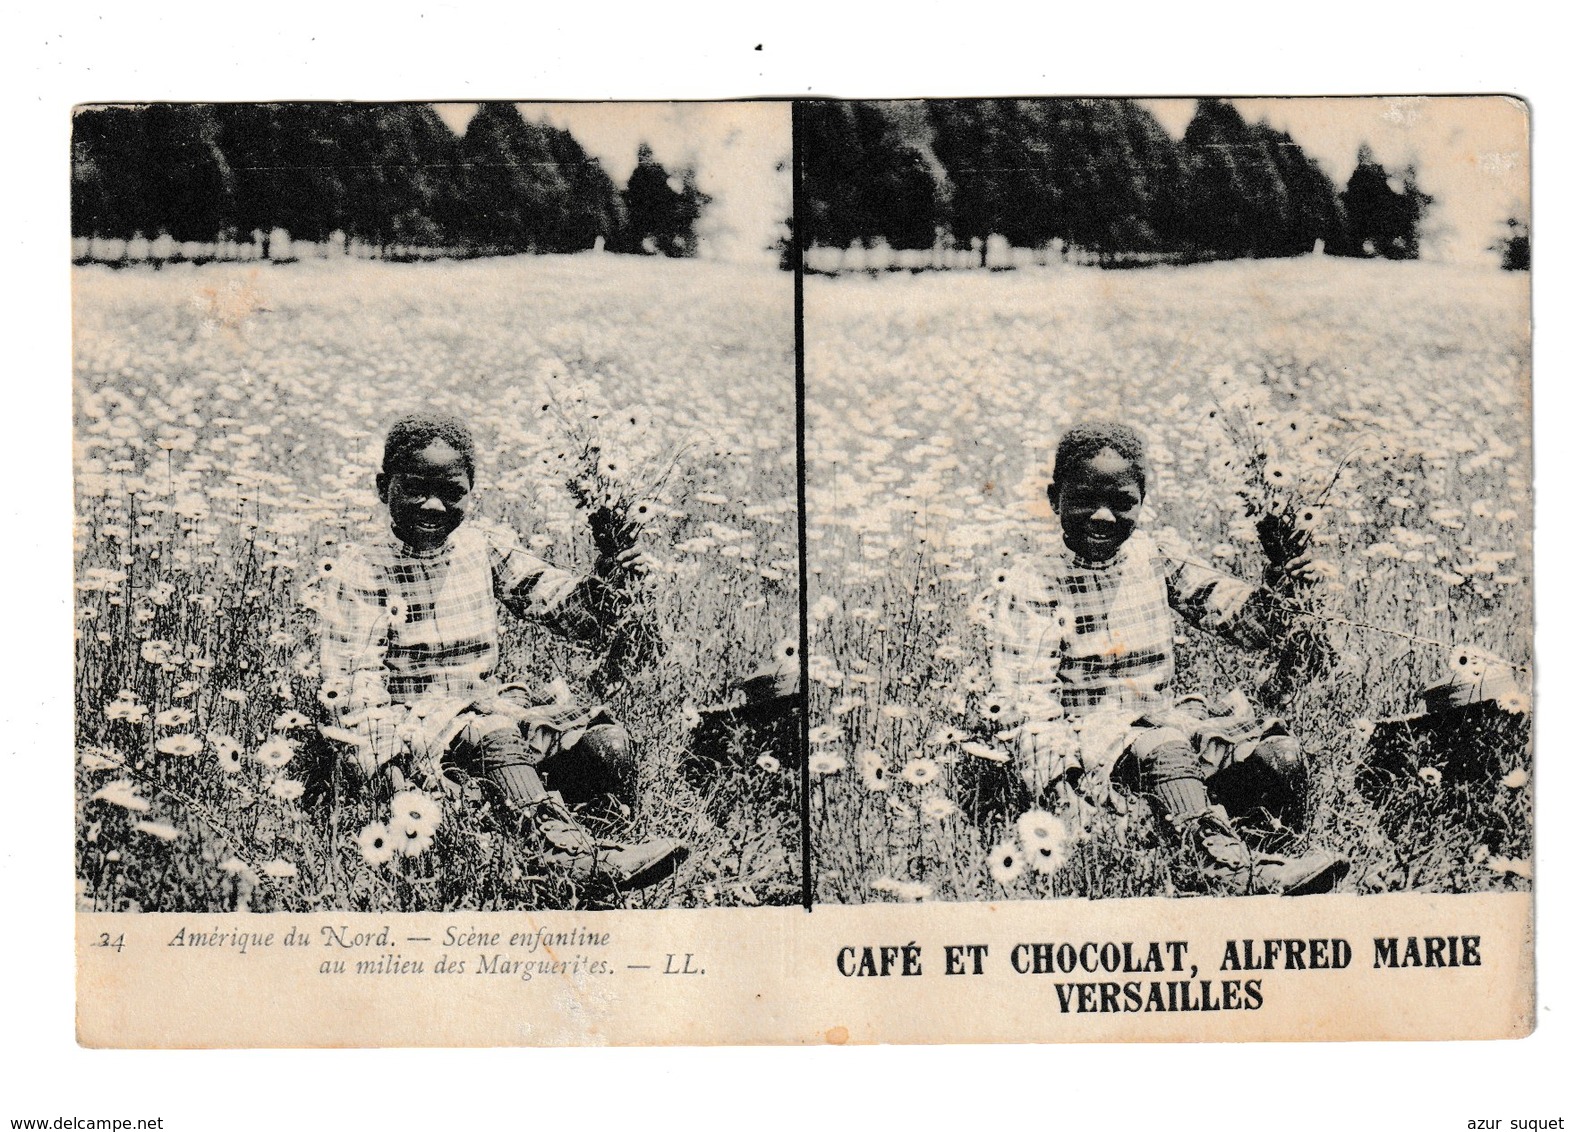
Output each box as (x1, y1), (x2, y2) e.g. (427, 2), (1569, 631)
(73, 95), (1532, 1046)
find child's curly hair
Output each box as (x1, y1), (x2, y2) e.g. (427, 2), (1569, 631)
(382, 413), (478, 482)
(1052, 421), (1148, 496)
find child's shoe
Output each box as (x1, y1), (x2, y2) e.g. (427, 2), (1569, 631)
(598, 838), (690, 889)
(1173, 808), (1254, 895)
(533, 800), (601, 881)
(1173, 808), (1347, 895)
(531, 795), (687, 890)
(1253, 849), (1349, 895)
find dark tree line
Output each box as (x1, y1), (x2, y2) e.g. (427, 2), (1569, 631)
(71, 103), (708, 257)
(798, 98), (1436, 265)
(1492, 217), (1529, 271)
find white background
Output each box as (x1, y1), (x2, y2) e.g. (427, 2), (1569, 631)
(7, 6), (1568, 1129)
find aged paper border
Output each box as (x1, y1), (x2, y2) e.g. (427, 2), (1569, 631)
(77, 895), (1532, 1046)
(14, 6), (1575, 1129)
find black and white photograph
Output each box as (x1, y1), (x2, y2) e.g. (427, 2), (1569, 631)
(71, 101), (802, 914)
(802, 97), (1532, 910)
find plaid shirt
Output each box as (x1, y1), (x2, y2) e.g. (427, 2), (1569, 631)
(992, 529), (1273, 724)
(320, 520), (586, 765)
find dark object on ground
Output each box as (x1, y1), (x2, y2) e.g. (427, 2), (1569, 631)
(1357, 696), (1531, 856)
(683, 651), (801, 785)
(1359, 699), (1530, 799)
(683, 680), (802, 789)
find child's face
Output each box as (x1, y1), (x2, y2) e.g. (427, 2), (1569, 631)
(1049, 447), (1144, 562)
(376, 440), (472, 552)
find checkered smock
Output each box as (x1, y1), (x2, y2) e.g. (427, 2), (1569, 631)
(992, 529), (1274, 725)
(320, 520), (588, 766)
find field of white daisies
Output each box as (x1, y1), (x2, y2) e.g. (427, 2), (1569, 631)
(74, 255), (799, 912)
(805, 257), (1532, 903)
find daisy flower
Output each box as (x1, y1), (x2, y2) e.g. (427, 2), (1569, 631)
(90, 779), (150, 813)
(392, 821), (436, 858)
(899, 758), (941, 787)
(132, 820), (182, 842)
(809, 752), (847, 776)
(1497, 691), (1530, 715)
(869, 876), (933, 902)
(79, 746), (124, 771)
(255, 736), (297, 770)
(155, 734), (203, 757)
(389, 790), (441, 835)
(104, 698), (148, 724)
(210, 734), (244, 773)
(268, 778), (305, 803)
(154, 707), (193, 728)
(356, 822), (396, 866)
(921, 795), (958, 822)
(977, 692), (1018, 727)
(1017, 809), (1071, 853)
(858, 749), (890, 792)
(988, 840), (1025, 885)
(1020, 812), (1071, 875)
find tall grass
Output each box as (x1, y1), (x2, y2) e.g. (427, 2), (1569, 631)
(74, 256), (799, 912)
(806, 258), (1532, 902)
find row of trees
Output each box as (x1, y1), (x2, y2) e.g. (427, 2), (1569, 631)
(798, 99), (1435, 263)
(71, 104), (709, 257)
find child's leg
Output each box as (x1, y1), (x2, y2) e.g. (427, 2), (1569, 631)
(446, 715), (605, 880)
(491, 687), (636, 806)
(1132, 727), (1213, 823)
(1134, 726), (1346, 896)
(1249, 735), (1308, 815)
(1210, 733), (1309, 831)
(447, 714), (685, 890)
(538, 723), (637, 806)
(1131, 726), (1252, 893)
(449, 714), (552, 809)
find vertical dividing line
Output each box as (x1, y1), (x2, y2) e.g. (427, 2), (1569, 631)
(793, 100), (814, 913)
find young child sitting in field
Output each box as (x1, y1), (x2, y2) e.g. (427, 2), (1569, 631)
(319, 413), (686, 891)
(992, 421), (1348, 895)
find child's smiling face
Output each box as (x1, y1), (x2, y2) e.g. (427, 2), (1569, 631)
(377, 439), (472, 552)
(1049, 446), (1144, 562)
